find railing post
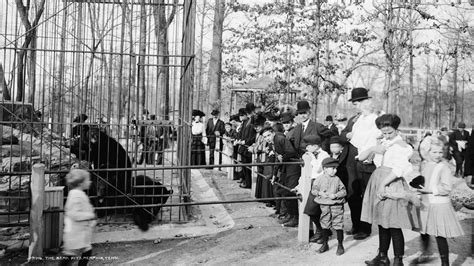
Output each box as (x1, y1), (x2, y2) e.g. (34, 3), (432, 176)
(227, 145), (234, 180)
(298, 154), (312, 243)
(43, 186), (65, 250)
(251, 153), (257, 196)
(29, 163), (45, 260)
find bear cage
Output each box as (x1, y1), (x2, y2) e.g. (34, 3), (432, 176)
(0, 0), (195, 227)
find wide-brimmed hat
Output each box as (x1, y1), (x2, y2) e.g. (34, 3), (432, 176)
(329, 136), (346, 145)
(296, 100), (311, 114)
(349, 87), (371, 102)
(303, 135), (321, 145)
(322, 157), (339, 168)
(192, 109), (205, 117)
(325, 115), (333, 122)
(238, 108), (247, 116)
(211, 109), (220, 116)
(280, 112), (294, 123)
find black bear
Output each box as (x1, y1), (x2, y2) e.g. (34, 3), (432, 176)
(69, 126), (171, 231)
(132, 175), (171, 231)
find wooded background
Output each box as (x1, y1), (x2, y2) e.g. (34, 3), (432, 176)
(194, 0), (474, 129)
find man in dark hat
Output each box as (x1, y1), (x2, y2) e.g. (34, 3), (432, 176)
(292, 100), (332, 157)
(235, 107), (257, 188)
(281, 111), (297, 142)
(321, 115), (339, 152)
(450, 122), (470, 176)
(340, 87), (379, 240)
(206, 109), (226, 168)
(262, 126), (300, 227)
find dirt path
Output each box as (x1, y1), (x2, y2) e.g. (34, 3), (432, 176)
(2, 169), (472, 265)
(94, 170), (473, 265)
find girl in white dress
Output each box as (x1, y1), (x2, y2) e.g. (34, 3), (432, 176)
(414, 136), (464, 266)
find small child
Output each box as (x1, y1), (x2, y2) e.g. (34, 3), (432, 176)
(415, 136), (464, 266)
(329, 136), (349, 189)
(295, 135), (329, 243)
(311, 157), (347, 255)
(61, 169), (96, 266)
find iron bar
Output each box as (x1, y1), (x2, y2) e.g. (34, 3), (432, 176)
(0, 161), (303, 176)
(6, 196), (303, 215)
(0, 46), (194, 58)
(64, 0), (185, 6)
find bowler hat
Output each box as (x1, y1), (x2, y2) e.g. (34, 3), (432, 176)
(238, 108), (247, 116)
(296, 100), (311, 114)
(254, 114), (267, 127)
(329, 136), (346, 145)
(280, 112), (294, 123)
(322, 157), (339, 168)
(349, 87), (371, 102)
(211, 109), (220, 116)
(245, 103), (256, 114)
(325, 115), (333, 122)
(303, 135), (321, 145)
(458, 122), (466, 129)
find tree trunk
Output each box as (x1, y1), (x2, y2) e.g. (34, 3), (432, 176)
(0, 64), (11, 100)
(311, 0), (321, 119)
(14, 0), (45, 102)
(408, 27), (414, 126)
(54, 0), (68, 133)
(207, 0), (225, 111)
(117, 2), (127, 122)
(197, 0), (207, 110)
(153, 0), (177, 120)
(452, 45), (459, 127)
(73, 2), (83, 113)
(421, 65), (429, 128)
(138, 2), (147, 115)
(27, 31), (37, 105)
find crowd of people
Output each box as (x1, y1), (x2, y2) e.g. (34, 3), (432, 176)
(189, 87), (471, 264)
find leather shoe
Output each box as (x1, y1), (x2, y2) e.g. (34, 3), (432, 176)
(318, 242), (329, 253)
(354, 232), (370, 240)
(283, 216), (298, 227)
(239, 183), (250, 188)
(336, 244), (344, 256)
(309, 230), (322, 243)
(278, 214), (291, 224)
(345, 228), (357, 235)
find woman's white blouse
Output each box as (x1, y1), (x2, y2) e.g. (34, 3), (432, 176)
(192, 122), (204, 135)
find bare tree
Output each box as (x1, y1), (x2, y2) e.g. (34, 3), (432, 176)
(14, 0), (46, 103)
(152, 0), (178, 120)
(0, 64), (11, 100)
(207, 0), (226, 111)
(138, 2), (147, 115)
